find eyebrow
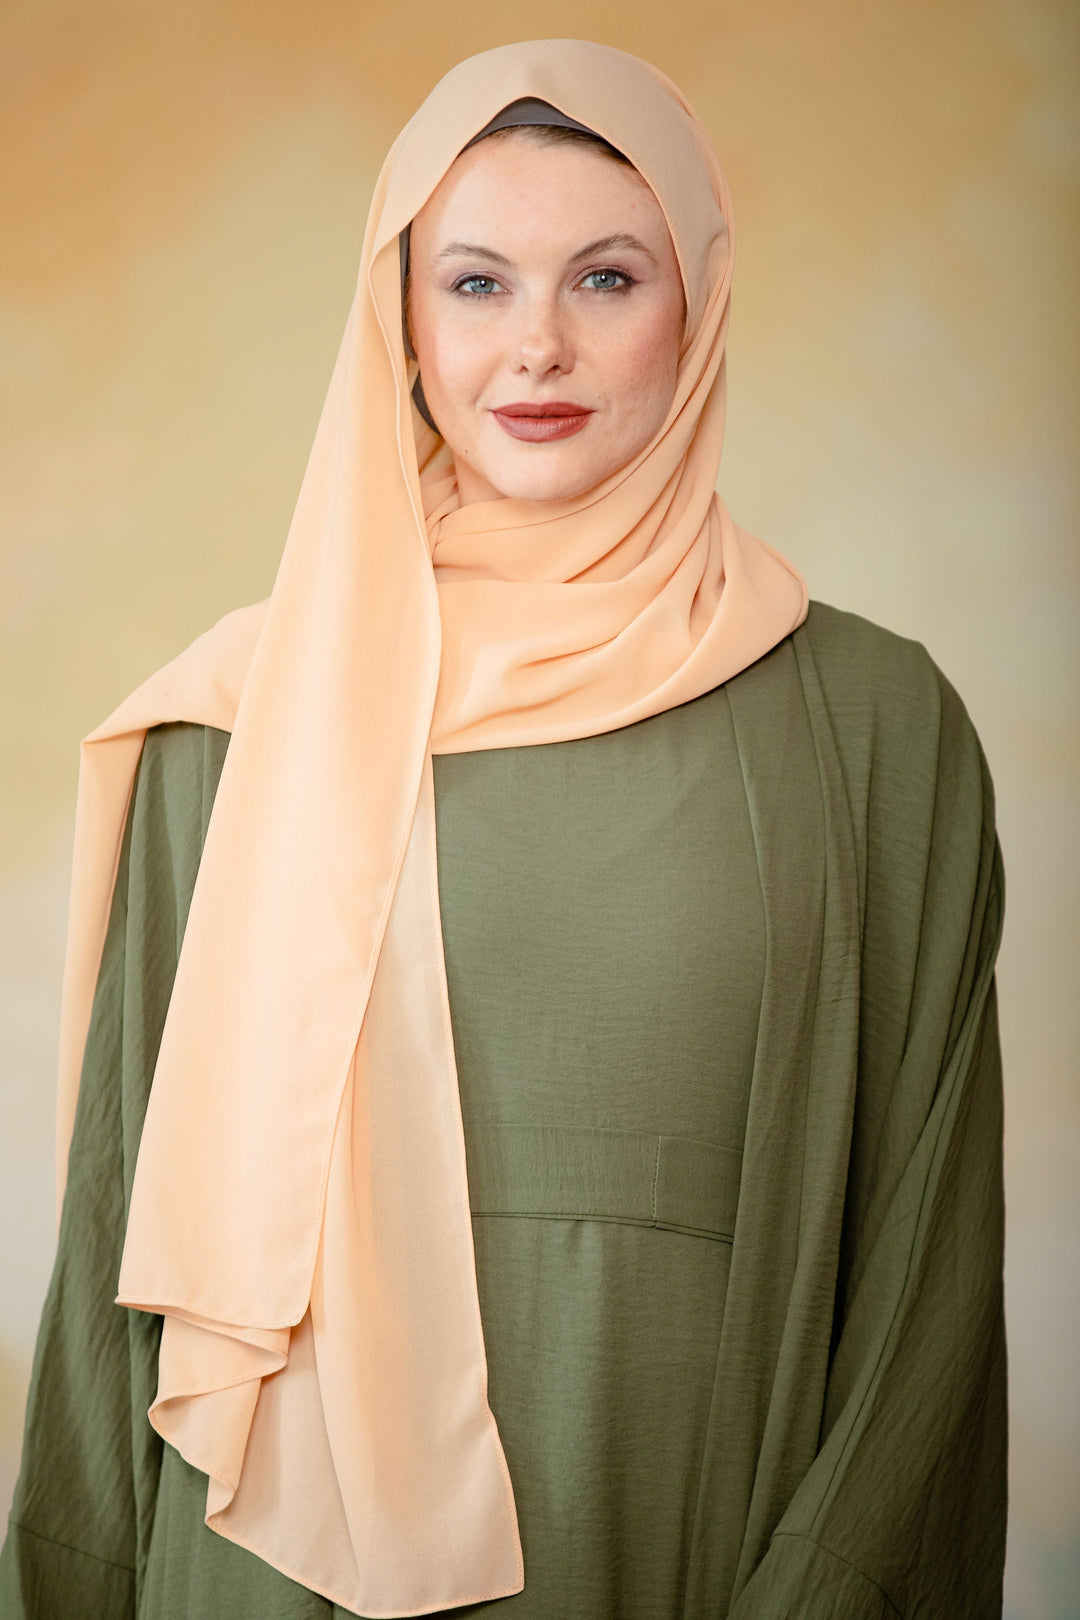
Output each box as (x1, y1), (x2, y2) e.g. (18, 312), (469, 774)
(435, 233), (658, 269)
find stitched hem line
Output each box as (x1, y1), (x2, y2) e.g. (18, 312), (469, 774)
(8, 1516), (136, 1576)
(770, 1532), (903, 1619)
(469, 1210), (734, 1241)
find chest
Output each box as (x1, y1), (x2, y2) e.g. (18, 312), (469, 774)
(432, 685), (766, 1149)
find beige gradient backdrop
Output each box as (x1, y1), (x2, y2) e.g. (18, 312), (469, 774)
(2, 2), (1077, 1615)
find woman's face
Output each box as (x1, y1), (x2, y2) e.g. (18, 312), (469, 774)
(407, 133), (686, 506)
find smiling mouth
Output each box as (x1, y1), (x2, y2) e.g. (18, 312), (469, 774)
(492, 403), (594, 443)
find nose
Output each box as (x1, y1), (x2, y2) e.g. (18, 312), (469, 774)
(513, 292), (574, 379)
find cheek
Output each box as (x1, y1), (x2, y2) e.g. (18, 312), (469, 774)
(606, 304), (682, 423)
(414, 306), (493, 415)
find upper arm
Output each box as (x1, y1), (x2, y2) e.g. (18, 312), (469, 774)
(0, 721), (230, 1611)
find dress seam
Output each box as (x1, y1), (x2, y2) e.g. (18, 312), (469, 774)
(469, 1209), (733, 1242)
(769, 1531), (904, 1618)
(8, 1515), (136, 1575)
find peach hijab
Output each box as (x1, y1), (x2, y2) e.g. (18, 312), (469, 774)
(55, 39), (806, 1616)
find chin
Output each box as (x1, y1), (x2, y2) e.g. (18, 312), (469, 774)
(500, 477), (598, 502)
(484, 454), (609, 505)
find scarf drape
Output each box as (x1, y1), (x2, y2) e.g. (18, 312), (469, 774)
(55, 40), (806, 1614)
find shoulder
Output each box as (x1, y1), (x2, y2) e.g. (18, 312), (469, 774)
(798, 599), (990, 796)
(793, 605), (998, 925)
(86, 599), (266, 746)
(800, 598), (945, 717)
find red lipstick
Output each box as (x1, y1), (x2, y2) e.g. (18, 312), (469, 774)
(492, 402), (594, 442)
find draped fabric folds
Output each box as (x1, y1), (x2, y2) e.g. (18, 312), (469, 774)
(53, 40), (806, 1614)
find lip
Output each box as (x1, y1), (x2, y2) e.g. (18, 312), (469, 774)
(491, 401), (594, 443)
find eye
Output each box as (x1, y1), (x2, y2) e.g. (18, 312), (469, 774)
(452, 274), (504, 298)
(579, 268), (635, 293)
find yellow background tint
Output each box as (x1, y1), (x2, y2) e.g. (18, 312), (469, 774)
(1, 3), (1076, 1615)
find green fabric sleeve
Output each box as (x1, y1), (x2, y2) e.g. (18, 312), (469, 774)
(0, 723), (230, 1619)
(729, 613), (1007, 1618)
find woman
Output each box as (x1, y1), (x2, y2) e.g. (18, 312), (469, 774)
(1, 38), (1006, 1620)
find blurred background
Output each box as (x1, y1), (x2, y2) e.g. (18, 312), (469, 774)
(1, 1), (1076, 1614)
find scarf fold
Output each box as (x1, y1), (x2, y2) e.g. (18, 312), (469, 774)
(56, 40), (807, 1614)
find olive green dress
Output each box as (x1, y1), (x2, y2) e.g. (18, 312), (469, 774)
(0, 604), (1007, 1618)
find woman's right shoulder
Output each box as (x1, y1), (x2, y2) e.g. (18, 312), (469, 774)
(87, 598), (266, 751)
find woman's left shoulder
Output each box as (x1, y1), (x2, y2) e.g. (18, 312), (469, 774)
(797, 598), (988, 778)
(800, 598), (947, 706)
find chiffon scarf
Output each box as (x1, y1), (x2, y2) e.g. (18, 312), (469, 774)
(54, 39), (807, 1615)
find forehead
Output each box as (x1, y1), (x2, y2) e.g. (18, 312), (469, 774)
(411, 136), (674, 262)
(379, 44), (729, 335)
